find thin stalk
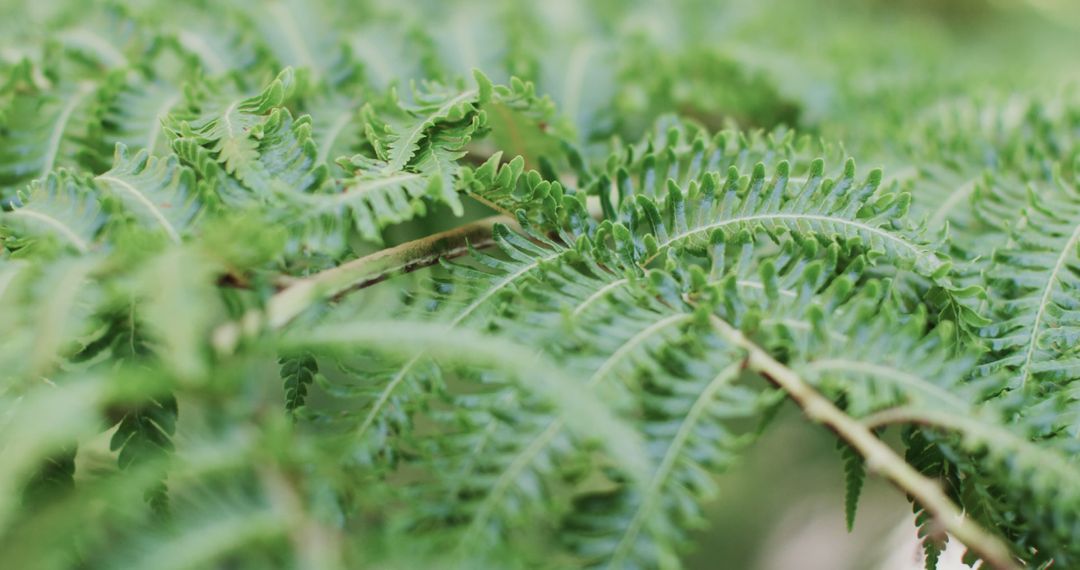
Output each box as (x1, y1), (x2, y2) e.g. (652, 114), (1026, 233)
(707, 315), (1019, 570)
(212, 214), (512, 353)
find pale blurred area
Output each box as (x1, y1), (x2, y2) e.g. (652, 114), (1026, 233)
(757, 507), (973, 570)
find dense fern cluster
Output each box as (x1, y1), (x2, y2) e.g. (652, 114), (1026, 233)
(2, 0), (1080, 568)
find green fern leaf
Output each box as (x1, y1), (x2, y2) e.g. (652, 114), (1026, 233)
(839, 441), (865, 532)
(175, 106), (326, 214)
(279, 352), (318, 414)
(904, 431), (952, 570)
(628, 159), (939, 272)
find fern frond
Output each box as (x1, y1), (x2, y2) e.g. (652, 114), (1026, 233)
(595, 123), (840, 205)
(904, 430), (952, 570)
(478, 75), (574, 168)
(307, 93), (364, 170)
(288, 162), (442, 245)
(110, 394), (177, 513)
(562, 336), (777, 569)
(279, 351), (317, 414)
(103, 76), (185, 157)
(244, 0), (359, 88)
(1, 170), (103, 254)
(468, 124), (950, 290)
(284, 316), (651, 475)
(287, 73), (562, 246)
(910, 93), (1080, 181)
(459, 153), (573, 230)
(838, 440), (865, 532)
(0, 79), (103, 197)
(176, 102), (327, 231)
(626, 160), (939, 272)
(95, 144), (201, 242)
(164, 21), (261, 79)
(978, 172), (1080, 396)
(290, 114), (479, 246)
(463, 123), (838, 231)
(168, 68), (296, 193)
(288, 221), (871, 566)
(485, 137), (984, 330)
(0, 257), (101, 380)
(363, 77), (483, 174)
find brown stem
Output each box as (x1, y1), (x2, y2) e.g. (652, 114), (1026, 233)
(212, 215), (514, 353)
(860, 407), (931, 430)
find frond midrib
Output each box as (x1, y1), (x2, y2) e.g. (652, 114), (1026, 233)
(96, 173), (183, 243)
(1016, 223), (1080, 388)
(385, 89), (479, 172)
(607, 362), (743, 567)
(41, 82), (96, 179)
(645, 212), (933, 267)
(5, 208), (90, 252)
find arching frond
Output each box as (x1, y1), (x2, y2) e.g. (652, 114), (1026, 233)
(621, 160), (938, 273)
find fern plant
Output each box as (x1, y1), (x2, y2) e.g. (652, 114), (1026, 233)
(2, 1), (1080, 569)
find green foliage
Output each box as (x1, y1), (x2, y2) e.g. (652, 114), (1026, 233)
(1, 1), (1080, 569)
